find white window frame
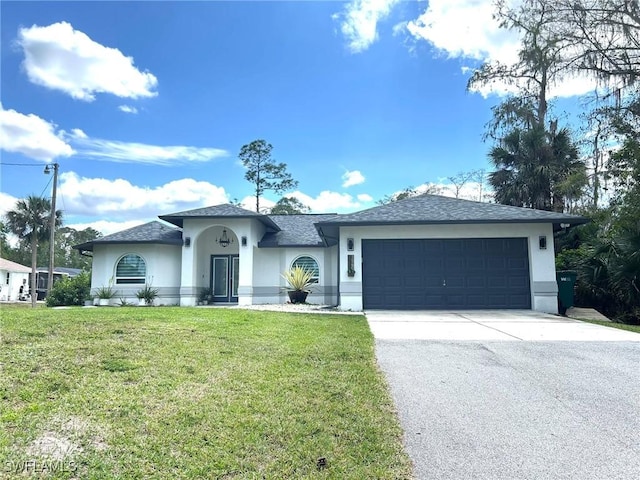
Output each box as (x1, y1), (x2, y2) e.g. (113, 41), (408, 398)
(291, 255), (320, 284)
(115, 254), (147, 285)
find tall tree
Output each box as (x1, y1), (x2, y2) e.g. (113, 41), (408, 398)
(0, 221), (13, 259)
(447, 171), (475, 199)
(270, 197), (310, 215)
(468, 0), (569, 135)
(550, 0), (640, 86)
(488, 126), (586, 211)
(238, 139), (298, 212)
(5, 196), (62, 307)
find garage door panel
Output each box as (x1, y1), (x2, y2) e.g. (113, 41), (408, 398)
(467, 276), (487, 288)
(363, 238), (531, 310)
(446, 276), (465, 288)
(508, 257), (528, 269)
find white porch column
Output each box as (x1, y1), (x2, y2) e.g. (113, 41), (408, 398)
(237, 242), (254, 306)
(179, 229), (197, 306)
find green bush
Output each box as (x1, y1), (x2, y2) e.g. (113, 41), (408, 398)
(46, 271), (91, 307)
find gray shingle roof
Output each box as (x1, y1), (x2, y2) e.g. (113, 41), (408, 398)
(259, 214), (337, 247)
(159, 203), (280, 229)
(316, 194), (588, 226)
(73, 221), (182, 252)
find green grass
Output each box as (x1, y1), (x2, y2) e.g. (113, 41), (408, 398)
(0, 306), (412, 479)
(578, 318), (640, 334)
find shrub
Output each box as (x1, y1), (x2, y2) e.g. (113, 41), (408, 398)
(46, 271), (91, 307)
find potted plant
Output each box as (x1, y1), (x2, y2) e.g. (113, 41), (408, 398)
(136, 285), (159, 306)
(197, 287), (210, 305)
(96, 285), (116, 306)
(281, 266), (314, 304)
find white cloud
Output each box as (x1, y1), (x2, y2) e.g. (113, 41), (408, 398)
(118, 105), (138, 114)
(407, 0), (520, 65)
(388, 181), (492, 203)
(58, 172), (229, 221)
(357, 193), (373, 202)
(66, 219), (148, 237)
(333, 0), (400, 53)
(342, 169), (365, 187)
(0, 191), (19, 217)
(0, 106), (226, 165)
(18, 21), (158, 101)
(239, 196), (275, 214)
(289, 190), (371, 213)
(407, 0), (598, 98)
(66, 129), (228, 165)
(0, 104), (73, 161)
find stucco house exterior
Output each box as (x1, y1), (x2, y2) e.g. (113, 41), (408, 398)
(74, 195), (587, 313)
(0, 258), (30, 302)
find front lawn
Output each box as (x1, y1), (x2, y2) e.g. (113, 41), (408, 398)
(0, 307), (411, 479)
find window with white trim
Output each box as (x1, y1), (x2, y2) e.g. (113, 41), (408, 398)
(291, 255), (319, 284)
(115, 254), (146, 284)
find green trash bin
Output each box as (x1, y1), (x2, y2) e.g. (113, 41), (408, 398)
(556, 270), (577, 315)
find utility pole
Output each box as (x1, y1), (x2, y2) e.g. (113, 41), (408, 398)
(44, 162), (59, 297)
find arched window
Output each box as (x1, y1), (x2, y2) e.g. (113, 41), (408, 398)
(115, 254), (146, 284)
(291, 255), (319, 284)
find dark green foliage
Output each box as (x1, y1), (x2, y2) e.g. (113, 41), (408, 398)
(5, 196), (61, 308)
(4, 226), (100, 271)
(489, 126), (586, 211)
(45, 271), (91, 307)
(270, 196), (309, 214)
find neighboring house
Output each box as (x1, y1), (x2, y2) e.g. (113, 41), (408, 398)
(0, 258), (30, 301)
(74, 195), (587, 313)
(33, 267), (83, 300)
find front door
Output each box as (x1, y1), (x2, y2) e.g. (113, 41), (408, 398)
(211, 255), (239, 303)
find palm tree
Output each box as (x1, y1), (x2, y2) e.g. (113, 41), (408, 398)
(5, 196), (62, 307)
(488, 125), (586, 212)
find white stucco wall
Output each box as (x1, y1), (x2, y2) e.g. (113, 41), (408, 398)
(91, 244), (182, 305)
(179, 218), (268, 306)
(178, 218), (338, 306)
(338, 223), (558, 314)
(0, 269), (29, 301)
(252, 246), (338, 305)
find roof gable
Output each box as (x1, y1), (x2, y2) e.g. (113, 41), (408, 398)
(159, 203), (280, 229)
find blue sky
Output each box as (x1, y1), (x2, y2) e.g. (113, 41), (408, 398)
(0, 1), (592, 235)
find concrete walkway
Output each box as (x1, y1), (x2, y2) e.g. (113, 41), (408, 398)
(366, 310), (640, 341)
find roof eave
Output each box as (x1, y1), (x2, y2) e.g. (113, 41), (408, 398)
(257, 242), (325, 248)
(72, 239), (183, 252)
(158, 214), (281, 231)
(317, 218), (589, 228)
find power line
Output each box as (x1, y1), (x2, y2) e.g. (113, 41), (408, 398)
(0, 162), (43, 166)
(40, 175), (53, 198)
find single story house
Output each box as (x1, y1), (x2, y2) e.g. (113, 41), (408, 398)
(0, 258), (30, 301)
(34, 267), (83, 300)
(74, 195), (587, 313)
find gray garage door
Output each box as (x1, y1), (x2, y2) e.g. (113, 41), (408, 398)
(362, 238), (531, 310)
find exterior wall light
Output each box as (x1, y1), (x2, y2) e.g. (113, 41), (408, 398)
(539, 236), (547, 250)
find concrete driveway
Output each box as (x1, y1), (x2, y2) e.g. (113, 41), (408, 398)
(367, 309), (640, 341)
(368, 310), (640, 479)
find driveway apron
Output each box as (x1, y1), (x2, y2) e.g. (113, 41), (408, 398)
(368, 310), (640, 480)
